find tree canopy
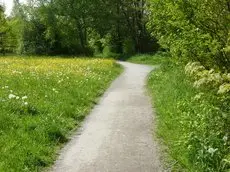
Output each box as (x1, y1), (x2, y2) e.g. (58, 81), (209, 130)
(147, 0), (230, 71)
(0, 0), (229, 71)
(0, 0), (157, 56)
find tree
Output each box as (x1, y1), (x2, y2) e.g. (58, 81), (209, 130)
(147, 0), (230, 71)
(7, 0), (159, 56)
(0, 4), (7, 54)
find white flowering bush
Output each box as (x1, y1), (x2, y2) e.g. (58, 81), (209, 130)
(148, 59), (230, 171)
(182, 62), (230, 170)
(185, 62), (230, 95)
(218, 84), (230, 95)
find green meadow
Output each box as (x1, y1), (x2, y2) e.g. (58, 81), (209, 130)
(0, 57), (122, 171)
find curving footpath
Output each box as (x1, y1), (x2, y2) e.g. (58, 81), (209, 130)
(52, 62), (162, 172)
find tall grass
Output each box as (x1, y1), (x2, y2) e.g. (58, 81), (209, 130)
(0, 57), (122, 171)
(129, 54), (230, 171)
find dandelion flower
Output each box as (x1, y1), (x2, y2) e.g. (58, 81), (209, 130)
(22, 96), (28, 100)
(9, 94), (16, 99)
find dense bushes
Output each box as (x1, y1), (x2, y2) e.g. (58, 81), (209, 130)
(0, 6), (16, 54)
(144, 55), (230, 171)
(185, 62), (230, 95)
(147, 0), (230, 71)
(0, 0), (159, 56)
(183, 62), (230, 171)
(146, 3), (230, 167)
(145, 1), (230, 170)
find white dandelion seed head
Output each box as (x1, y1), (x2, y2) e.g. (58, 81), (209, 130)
(22, 96), (28, 100)
(9, 94), (16, 99)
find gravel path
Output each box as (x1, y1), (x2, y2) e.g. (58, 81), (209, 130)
(52, 62), (162, 172)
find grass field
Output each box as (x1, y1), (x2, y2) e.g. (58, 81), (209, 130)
(0, 57), (122, 171)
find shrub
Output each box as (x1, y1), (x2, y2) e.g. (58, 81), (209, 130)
(123, 38), (135, 55)
(147, 0), (230, 71)
(148, 59), (230, 171)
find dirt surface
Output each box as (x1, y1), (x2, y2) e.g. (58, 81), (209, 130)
(52, 62), (162, 172)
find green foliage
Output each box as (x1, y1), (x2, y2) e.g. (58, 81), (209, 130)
(0, 57), (122, 171)
(147, 0), (230, 71)
(102, 46), (120, 59)
(0, 5), (15, 54)
(123, 38), (135, 55)
(139, 54), (230, 171)
(182, 62), (230, 171)
(2, 0), (158, 56)
(127, 52), (169, 65)
(185, 62), (230, 94)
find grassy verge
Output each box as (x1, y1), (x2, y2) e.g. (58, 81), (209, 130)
(127, 53), (169, 65)
(148, 61), (195, 171)
(0, 57), (122, 171)
(128, 54), (230, 171)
